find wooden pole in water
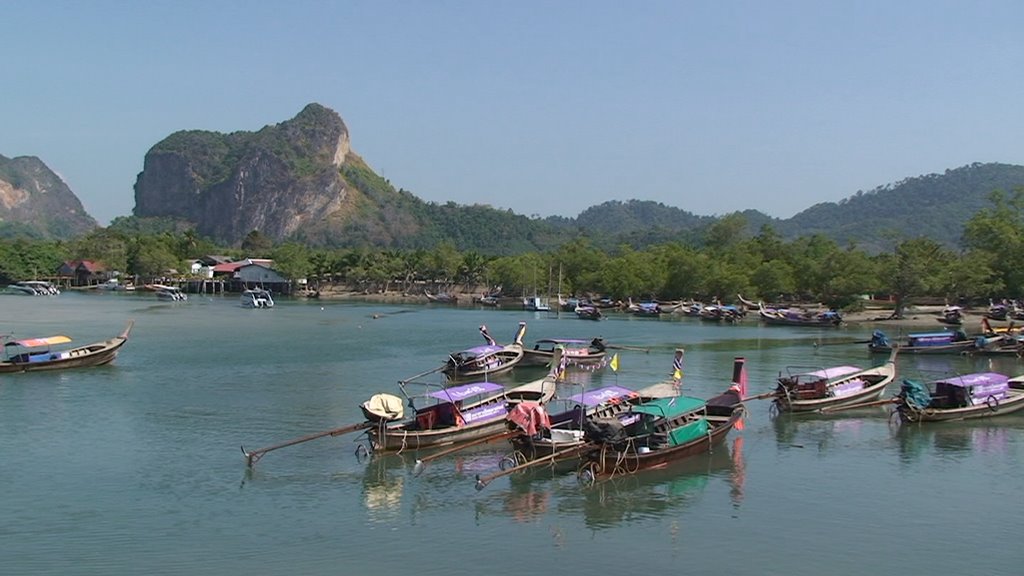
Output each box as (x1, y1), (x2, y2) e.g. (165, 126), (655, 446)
(242, 421), (372, 467)
(412, 430), (516, 476)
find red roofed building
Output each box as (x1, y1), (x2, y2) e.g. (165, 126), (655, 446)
(56, 260), (109, 287)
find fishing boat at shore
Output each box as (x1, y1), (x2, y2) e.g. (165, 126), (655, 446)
(0, 321), (134, 373)
(240, 288), (274, 308)
(443, 322), (528, 383)
(366, 378), (557, 453)
(574, 304), (603, 321)
(758, 303), (843, 327)
(868, 329), (976, 354)
(6, 280), (61, 295)
(150, 284), (188, 301)
(521, 337), (607, 368)
(772, 349), (898, 414)
(893, 372), (1024, 423)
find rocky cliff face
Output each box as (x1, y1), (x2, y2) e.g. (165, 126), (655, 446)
(134, 103), (357, 245)
(0, 155), (99, 239)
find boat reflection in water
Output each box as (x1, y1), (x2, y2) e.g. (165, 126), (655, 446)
(895, 420), (1021, 466)
(561, 437), (744, 530)
(772, 412), (876, 453)
(361, 454), (407, 523)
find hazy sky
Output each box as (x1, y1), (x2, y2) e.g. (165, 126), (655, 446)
(4, 1), (1022, 225)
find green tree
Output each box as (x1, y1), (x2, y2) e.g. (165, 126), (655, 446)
(962, 188), (1024, 296)
(241, 230), (273, 256)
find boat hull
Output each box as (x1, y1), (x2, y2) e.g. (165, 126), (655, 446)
(897, 387), (1024, 422)
(0, 323), (133, 373)
(579, 409), (743, 480)
(774, 360), (897, 413)
(368, 380), (555, 453)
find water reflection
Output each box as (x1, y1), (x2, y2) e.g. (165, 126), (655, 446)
(895, 420), (1022, 465)
(772, 412), (881, 453)
(361, 453), (408, 523)
(553, 439), (743, 530)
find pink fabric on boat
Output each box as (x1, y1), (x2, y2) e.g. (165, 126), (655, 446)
(507, 402), (551, 436)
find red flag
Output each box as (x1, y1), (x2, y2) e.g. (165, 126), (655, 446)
(731, 357), (748, 398)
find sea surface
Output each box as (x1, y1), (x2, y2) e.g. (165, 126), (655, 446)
(1, 292), (1022, 575)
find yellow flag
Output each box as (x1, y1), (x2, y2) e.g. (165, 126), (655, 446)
(673, 368), (682, 380)
(610, 353), (619, 372)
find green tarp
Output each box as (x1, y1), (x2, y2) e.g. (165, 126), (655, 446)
(631, 396), (705, 419)
(668, 418), (709, 446)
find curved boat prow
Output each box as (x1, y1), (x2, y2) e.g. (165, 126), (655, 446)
(513, 321), (527, 346)
(119, 320), (136, 340)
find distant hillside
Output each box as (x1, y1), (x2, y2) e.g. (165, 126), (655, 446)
(565, 163), (1024, 252)
(776, 163), (1024, 251)
(0, 154), (98, 239)
(123, 103), (1024, 253)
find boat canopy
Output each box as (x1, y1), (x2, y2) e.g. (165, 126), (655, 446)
(796, 365), (862, 380)
(567, 385), (636, 407)
(935, 372), (1008, 389)
(631, 396), (705, 419)
(428, 381), (504, 401)
(6, 335), (72, 348)
(460, 344), (505, 356)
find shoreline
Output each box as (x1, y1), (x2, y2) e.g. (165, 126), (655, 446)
(311, 288), (992, 331)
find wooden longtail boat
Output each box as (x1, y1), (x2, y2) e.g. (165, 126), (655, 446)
(521, 337), (607, 368)
(0, 321), (134, 373)
(894, 372), (1024, 423)
(366, 378), (556, 453)
(574, 390), (744, 484)
(443, 322), (527, 383)
(503, 383), (680, 469)
(773, 349), (898, 413)
(868, 329), (976, 354)
(758, 303), (843, 327)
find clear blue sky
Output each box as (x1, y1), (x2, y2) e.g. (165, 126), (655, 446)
(4, 1), (1022, 225)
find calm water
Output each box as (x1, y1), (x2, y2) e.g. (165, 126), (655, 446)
(2, 293), (1022, 575)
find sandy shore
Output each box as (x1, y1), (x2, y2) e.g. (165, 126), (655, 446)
(311, 288), (991, 332)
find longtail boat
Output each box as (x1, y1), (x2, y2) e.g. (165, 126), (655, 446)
(0, 321), (134, 373)
(503, 382), (679, 468)
(868, 329), (976, 354)
(772, 348), (898, 413)
(893, 372), (1024, 423)
(443, 322), (527, 383)
(758, 303), (843, 327)
(520, 337), (607, 369)
(574, 388), (744, 485)
(366, 378), (556, 453)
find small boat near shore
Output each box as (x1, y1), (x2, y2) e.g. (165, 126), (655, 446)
(6, 280), (61, 295)
(0, 321), (134, 373)
(150, 284), (188, 302)
(773, 349), (898, 414)
(521, 338), (607, 369)
(240, 288), (274, 308)
(759, 303), (843, 327)
(443, 322), (528, 383)
(893, 372), (1024, 423)
(868, 329), (975, 354)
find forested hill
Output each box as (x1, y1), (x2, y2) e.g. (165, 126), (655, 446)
(775, 163), (1024, 252)
(555, 163), (1024, 253)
